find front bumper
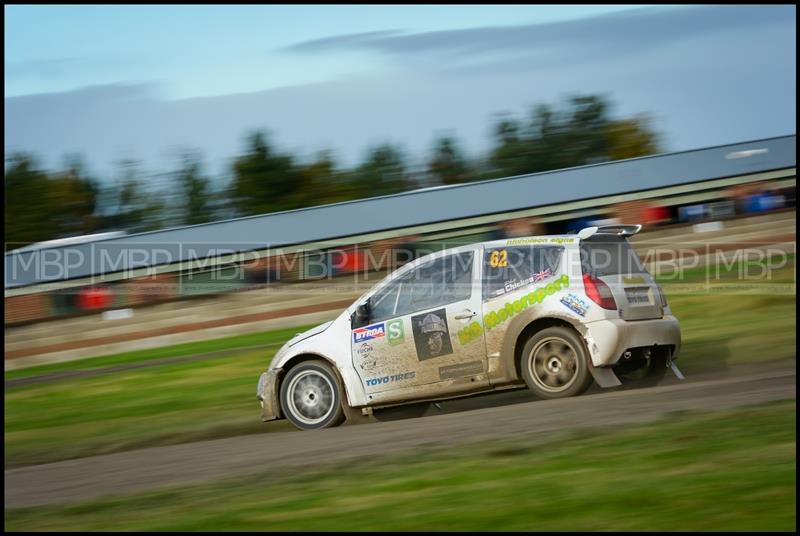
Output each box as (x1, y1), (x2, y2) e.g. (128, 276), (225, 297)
(256, 368), (282, 422)
(583, 315), (681, 367)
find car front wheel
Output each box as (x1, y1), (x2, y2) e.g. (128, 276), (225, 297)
(520, 326), (593, 399)
(280, 360), (346, 430)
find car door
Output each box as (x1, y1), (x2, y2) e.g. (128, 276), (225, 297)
(351, 247), (489, 404)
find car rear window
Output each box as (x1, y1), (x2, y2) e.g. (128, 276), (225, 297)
(580, 237), (646, 276)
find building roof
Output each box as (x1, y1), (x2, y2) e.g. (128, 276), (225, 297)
(5, 135), (796, 290)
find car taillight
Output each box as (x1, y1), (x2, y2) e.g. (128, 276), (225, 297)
(582, 273), (617, 310)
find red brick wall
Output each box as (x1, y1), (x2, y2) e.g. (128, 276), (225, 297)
(5, 293), (50, 324)
(121, 273), (177, 306)
(613, 200), (651, 227)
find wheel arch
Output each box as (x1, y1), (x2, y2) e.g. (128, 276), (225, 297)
(276, 352), (349, 419)
(500, 313), (589, 383)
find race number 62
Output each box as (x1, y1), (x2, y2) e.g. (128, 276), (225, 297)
(489, 249), (508, 268)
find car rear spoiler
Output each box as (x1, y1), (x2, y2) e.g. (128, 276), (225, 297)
(577, 224), (643, 240)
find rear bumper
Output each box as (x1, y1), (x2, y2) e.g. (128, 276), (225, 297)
(257, 368), (282, 422)
(583, 315), (681, 367)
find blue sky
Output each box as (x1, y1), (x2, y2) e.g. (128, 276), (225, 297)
(4, 5), (796, 181)
(5, 5), (648, 98)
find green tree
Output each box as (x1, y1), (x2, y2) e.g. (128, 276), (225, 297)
(4, 154), (99, 250)
(522, 103), (566, 171)
(486, 94), (661, 179)
(176, 154), (212, 225)
(104, 160), (166, 233)
(605, 114), (660, 161)
(4, 153), (55, 250)
(49, 156), (99, 237)
(291, 151), (349, 206)
(352, 144), (410, 197)
(564, 95), (612, 164)
(487, 116), (532, 178)
(231, 131), (299, 216)
(428, 137), (471, 186)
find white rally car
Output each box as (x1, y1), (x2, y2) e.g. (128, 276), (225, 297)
(257, 224), (683, 430)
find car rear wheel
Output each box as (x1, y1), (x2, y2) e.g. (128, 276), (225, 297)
(521, 326), (593, 399)
(280, 360), (346, 430)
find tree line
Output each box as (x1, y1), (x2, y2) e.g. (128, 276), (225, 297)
(5, 94), (659, 250)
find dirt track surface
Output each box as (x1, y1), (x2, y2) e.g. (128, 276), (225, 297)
(5, 366), (796, 509)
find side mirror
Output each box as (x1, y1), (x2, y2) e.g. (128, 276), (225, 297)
(355, 299), (370, 324)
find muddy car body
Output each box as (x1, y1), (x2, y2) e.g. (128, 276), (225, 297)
(257, 224), (683, 430)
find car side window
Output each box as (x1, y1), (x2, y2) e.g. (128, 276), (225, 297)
(482, 245), (563, 301)
(368, 272), (407, 323)
(384, 251), (474, 318)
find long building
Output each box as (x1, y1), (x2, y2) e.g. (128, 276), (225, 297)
(4, 135), (796, 325)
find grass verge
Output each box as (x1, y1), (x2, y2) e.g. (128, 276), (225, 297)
(5, 400), (796, 531)
(4, 265), (795, 467)
(4, 324), (317, 382)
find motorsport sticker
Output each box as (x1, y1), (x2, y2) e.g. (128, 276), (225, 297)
(359, 359), (379, 373)
(485, 274), (570, 330)
(365, 371), (416, 387)
(387, 318), (405, 346)
(357, 343), (377, 373)
(457, 321), (483, 346)
(353, 322), (386, 343)
(438, 360), (484, 380)
(560, 293), (589, 317)
(411, 308), (453, 361)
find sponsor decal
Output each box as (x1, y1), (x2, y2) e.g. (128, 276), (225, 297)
(357, 343), (373, 357)
(387, 318), (405, 346)
(457, 321), (484, 346)
(500, 268), (555, 295)
(485, 274), (571, 330)
(365, 371), (416, 387)
(506, 237), (575, 245)
(359, 359), (379, 373)
(488, 249), (509, 268)
(560, 293), (589, 317)
(439, 361), (484, 380)
(352, 323), (386, 343)
(411, 308), (454, 361)
(503, 277), (531, 293)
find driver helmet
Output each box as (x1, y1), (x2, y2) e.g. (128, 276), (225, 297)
(420, 313), (447, 334)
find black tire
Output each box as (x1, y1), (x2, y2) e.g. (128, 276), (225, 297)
(280, 360), (346, 431)
(615, 352), (668, 389)
(372, 402), (431, 422)
(520, 326), (593, 399)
